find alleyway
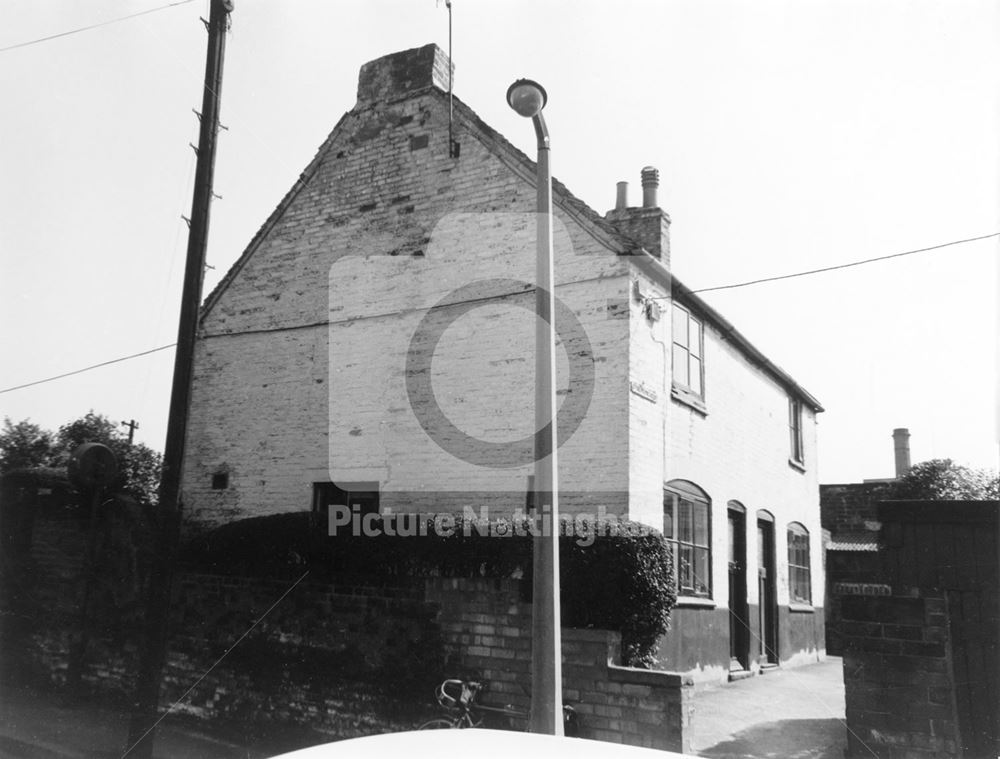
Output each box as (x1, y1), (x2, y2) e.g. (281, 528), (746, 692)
(690, 656), (847, 759)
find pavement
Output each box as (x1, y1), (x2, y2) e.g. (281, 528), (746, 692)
(689, 656), (847, 759)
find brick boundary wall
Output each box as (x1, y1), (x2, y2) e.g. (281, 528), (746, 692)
(5, 519), (693, 752)
(427, 577), (694, 753)
(841, 592), (959, 757)
(840, 500), (999, 758)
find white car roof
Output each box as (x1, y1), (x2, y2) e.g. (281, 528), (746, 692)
(270, 728), (691, 759)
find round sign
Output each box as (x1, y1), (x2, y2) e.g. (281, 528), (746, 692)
(67, 443), (119, 490)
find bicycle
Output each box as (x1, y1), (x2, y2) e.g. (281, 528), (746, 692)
(418, 678), (578, 736)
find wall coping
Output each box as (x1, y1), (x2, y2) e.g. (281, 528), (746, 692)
(608, 664), (694, 688)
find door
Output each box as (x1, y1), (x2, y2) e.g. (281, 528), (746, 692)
(757, 516), (778, 665)
(728, 505), (749, 670)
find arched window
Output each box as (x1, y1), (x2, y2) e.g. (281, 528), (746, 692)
(787, 522), (811, 604)
(664, 480), (711, 597)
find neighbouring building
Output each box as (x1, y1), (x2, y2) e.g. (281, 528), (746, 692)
(821, 428), (908, 654)
(181, 44), (826, 683)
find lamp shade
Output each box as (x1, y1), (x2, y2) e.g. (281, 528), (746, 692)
(506, 79), (547, 118)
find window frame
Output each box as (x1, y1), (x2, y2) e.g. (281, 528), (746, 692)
(663, 481), (713, 598)
(671, 303), (705, 400)
(312, 481), (380, 523)
(786, 522), (812, 605)
(789, 398), (805, 465)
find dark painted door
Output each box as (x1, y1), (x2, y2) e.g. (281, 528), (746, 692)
(757, 519), (778, 664)
(728, 509), (749, 670)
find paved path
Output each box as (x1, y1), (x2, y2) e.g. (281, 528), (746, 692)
(690, 657), (847, 759)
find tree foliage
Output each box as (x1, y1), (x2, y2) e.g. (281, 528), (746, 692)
(0, 419), (53, 471)
(0, 412), (162, 507)
(889, 458), (999, 501)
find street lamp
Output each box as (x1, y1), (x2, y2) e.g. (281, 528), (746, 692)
(506, 78), (563, 736)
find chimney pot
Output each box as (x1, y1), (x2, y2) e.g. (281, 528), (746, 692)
(892, 428), (911, 479)
(615, 181), (628, 211)
(641, 166), (659, 208)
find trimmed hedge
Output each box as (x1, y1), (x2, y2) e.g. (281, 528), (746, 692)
(182, 512), (676, 666)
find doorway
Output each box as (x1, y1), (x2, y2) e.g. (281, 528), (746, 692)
(757, 512), (778, 665)
(727, 503), (749, 671)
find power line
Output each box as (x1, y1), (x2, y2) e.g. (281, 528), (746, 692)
(1, 231), (996, 395)
(0, 0), (196, 54)
(684, 231), (1000, 295)
(0, 344), (175, 395)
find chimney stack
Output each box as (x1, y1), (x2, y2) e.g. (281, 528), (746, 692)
(604, 166), (670, 264)
(892, 428), (911, 479)
(615, 181), (629, 211)
(641, 166), (659, 208)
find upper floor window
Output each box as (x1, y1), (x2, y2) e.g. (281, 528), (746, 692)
(664, 480), (712, 597)
(789, 398), (804, 464)
(787, 522), (811, 604)
(672, 304), (704, 398)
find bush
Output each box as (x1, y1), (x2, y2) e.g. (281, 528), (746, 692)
(183, 511), (676, 666)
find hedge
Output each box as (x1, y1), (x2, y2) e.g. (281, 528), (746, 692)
(182, 512), (676, 666)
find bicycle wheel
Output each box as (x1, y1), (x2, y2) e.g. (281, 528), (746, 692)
(418, 718), (458, 730)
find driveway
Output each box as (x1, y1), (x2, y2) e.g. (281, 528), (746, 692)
(690, 657), (847, 759)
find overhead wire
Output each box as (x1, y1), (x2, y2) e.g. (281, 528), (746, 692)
(682, 231), (1000, 296)
(0, 345), (176, 395)
(1, 229), (996, 396)
(0, 0), (197, 54)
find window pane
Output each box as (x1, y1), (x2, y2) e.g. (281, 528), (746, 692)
(688, 319), (701, 357)
(689, 357), (702, 396)
(694, 503), (709, 546)
(679, 545), (694, 591)
(672, 306), (688, 346)
(663, 497), (674, 539)
(693, 548), (710, 595)
(672, 345), (688, 385)
(678, 499), (693, 542)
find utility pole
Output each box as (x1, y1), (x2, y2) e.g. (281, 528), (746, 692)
(125, 2), (232, 757)
(121, 419), (139, 445)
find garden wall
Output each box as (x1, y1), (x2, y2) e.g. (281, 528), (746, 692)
(3, 509), (693, 751)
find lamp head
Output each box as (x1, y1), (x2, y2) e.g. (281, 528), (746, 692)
(506, 79), (547, 118)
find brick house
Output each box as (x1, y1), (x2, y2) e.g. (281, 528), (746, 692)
(182, 44), (825, 684)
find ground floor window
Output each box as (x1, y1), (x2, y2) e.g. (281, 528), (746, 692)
(664, 480), (712, 597)
(312, 481), (379, 523)
(787, 522), (811, 604)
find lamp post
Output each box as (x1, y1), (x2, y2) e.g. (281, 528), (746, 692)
(506, 78), (563, 736)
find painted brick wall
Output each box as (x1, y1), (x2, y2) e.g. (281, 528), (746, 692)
(663, 318), (823, 609)
(182, 50), (632, 529)
(627, 290), (824, 681)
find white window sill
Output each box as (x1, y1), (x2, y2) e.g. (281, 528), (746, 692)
(674, 595), (716, 609)
(670, 385), (708, 416)
(788, 602), (815, 613)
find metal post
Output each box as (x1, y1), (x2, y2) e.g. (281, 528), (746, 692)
(529, 116), (563, 735)
(507, 78), (563, 736)
(125, 1), (232, 756)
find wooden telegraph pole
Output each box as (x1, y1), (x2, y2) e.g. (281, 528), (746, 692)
(125, 1), (232, 756)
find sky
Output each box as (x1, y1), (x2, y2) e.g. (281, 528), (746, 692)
(1, 0), (997, 484)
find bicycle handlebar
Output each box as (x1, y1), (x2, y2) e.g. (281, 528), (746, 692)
(435, 679), (483, 709)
